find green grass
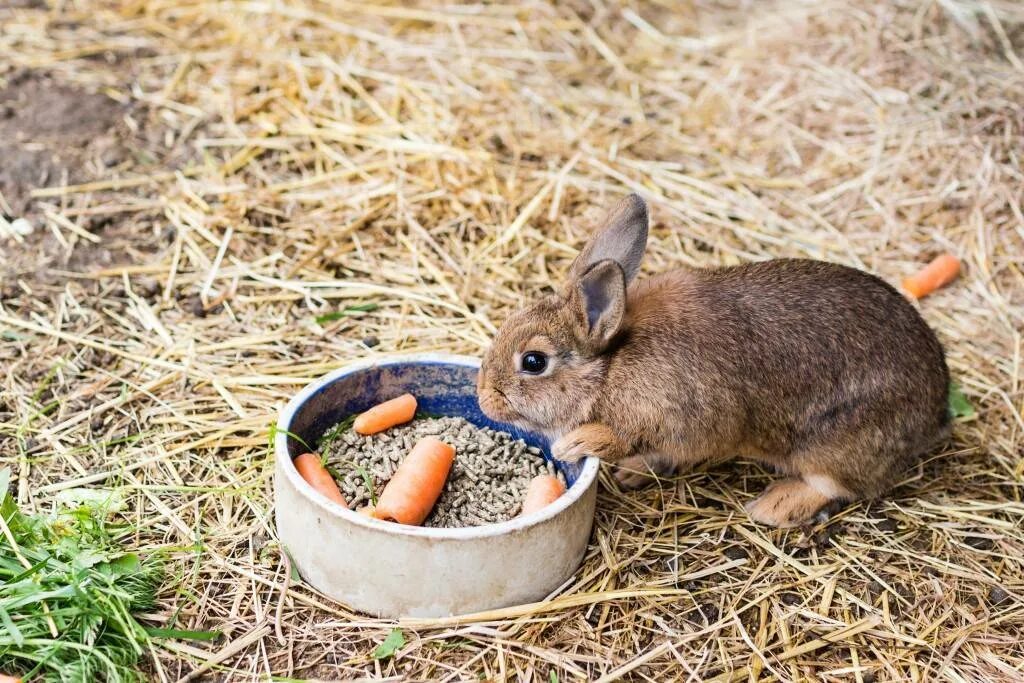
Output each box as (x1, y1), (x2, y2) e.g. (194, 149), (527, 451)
(372, 628), (405, 659)
(948, 381), (975, 419)
(317, 415), (377, 503)
(316, 415), (356, 454)
(267, 424), (312, 453)
(313, 302), (379, 325)
(0, 469), (163, 682)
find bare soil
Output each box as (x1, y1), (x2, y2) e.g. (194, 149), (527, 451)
(0, 69), (125, 215)
(0, 68), (169, 285)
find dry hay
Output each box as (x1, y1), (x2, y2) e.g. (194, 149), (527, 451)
(1, 0), (1022, 680)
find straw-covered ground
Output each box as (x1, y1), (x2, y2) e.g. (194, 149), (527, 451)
(2, 0), (1023, 680)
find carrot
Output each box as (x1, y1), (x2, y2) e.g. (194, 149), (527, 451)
(902, 253), (960, 299)
(294, 453), (347, 506)
(520, 475), (566, 515)
(373, 437), (455, 525)
(353, 393), (418, 435)
(357, 504), (376, 517)
(0, 675), (22, 683)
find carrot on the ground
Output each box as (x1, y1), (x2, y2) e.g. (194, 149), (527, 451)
(902, 253), (960, 299)
(373, 437), (455, 525)
(520, 475), (566, 515)
(0, 675), (22, 683)
(294, 453), (347, 506)
(353, 393), (418, 435)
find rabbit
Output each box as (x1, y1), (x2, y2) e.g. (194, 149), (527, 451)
(477, 193), (951, 527)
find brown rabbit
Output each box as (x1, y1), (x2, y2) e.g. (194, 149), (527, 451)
(478, 193), (951, 527)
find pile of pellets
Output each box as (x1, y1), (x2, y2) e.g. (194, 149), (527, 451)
(319, 416), (564, 527)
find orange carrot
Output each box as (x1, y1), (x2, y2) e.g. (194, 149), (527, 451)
(902, 253), (960, 299)
(520, 475), (566, 515)
(353, 393), (418, 435)
(294, 453), (347, 506)
(373, 437), (455, 525)
(0, 675), (22, 683)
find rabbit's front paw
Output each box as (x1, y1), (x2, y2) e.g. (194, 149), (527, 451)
(552, 423), (626, 463)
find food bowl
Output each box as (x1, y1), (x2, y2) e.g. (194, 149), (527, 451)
(274, 353), (599, 618)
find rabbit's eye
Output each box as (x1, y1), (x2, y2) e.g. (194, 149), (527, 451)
(521, 351), (548, 375)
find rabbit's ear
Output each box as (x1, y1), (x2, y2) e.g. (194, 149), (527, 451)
(568, 193), (649, 284)
(572, 259), (627, 349)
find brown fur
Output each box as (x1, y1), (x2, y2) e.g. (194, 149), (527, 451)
(478, 194), (951, 527)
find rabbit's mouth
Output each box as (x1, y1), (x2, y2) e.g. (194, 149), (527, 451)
(478, 387), (521, 424)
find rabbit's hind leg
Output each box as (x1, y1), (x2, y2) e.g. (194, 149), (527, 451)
(745, 396), (935, 527)
(744, 477), (843, 528)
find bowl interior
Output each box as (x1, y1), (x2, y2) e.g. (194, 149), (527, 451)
(282, 358), (585, 486)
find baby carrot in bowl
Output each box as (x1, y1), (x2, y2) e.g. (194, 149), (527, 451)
(903, 253), (960, 299)
(373, 437), (455, 525)
(294, 453), (347, 506)
(353, 393), (418, 435)
(520, 475), (566, 515)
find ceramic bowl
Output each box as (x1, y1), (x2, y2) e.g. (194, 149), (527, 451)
(274, 353), (598, 618)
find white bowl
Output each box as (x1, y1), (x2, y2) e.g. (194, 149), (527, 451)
(274, 353), (599, 618)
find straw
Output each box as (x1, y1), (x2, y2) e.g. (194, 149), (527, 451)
(1, 0), (1022, 680)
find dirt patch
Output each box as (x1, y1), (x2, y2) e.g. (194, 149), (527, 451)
(0, 0), (47, 8)
(0, 69), (174, 286)
(0, 69), (127, 215)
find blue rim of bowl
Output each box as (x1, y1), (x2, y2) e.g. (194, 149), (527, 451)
(275, 352), (599, 540)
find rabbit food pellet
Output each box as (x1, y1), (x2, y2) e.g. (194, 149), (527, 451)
(318, 416), (564, 528)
